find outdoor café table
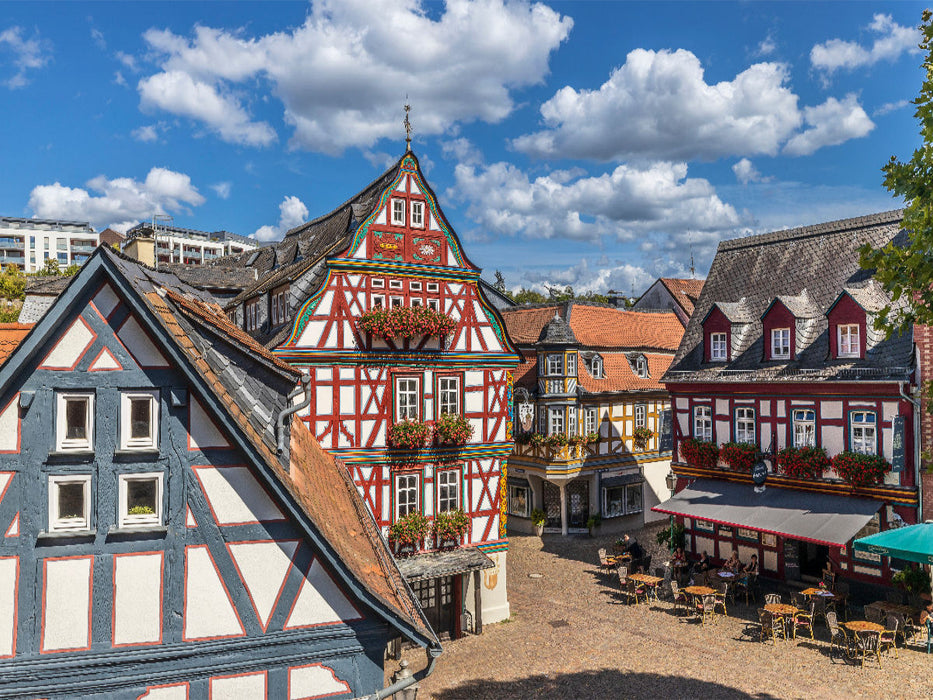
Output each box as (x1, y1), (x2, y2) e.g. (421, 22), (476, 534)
(844, 621), (884, 633)
(764, 603), (797, 637)
(684, 585), (716, 596)
(629, 573), (664, 601)
(801, 587), (836, 597)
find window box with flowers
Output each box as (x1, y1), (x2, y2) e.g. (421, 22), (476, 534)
(358, 306), (457, 339)
(433, 509), (470, 548)
(434, 413), (474, 446)
(777, 446), (831, 479)
(831, 451), (892, 487)
(543, 433), (568, 448)
(388, 419), (430, 450)
(633, 426), (653, 449)
(679, 438), (719, 469)
(719, 442), (758, 472)
(389, 511), (430, 555)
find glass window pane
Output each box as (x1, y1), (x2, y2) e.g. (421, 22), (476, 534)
(130, 398), (151, 439)
(65, 399), (87, 440)
(127, 479), (157, 514)
(58, 482), (85, 520)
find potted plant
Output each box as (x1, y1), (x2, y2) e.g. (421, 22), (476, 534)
(679, 438), (719, 469)
(831, 451), (891, 487)
(529, 433), (546, 447)
(389, 511), (430, 555)
(586, 513), (602, 537)
(433, 509), (470, 548)
(584, 432), (599, 445)
(543, 433), (568, 448)
(656, 521), (686, 551)
(358, 306), (457, 339)
(434, 412), (474, 446)
(777, 446), (831, 479)
(388, 419), (430, 450)
(531, 508), (547, 536)
(633, 426), (653, 449)
(719, 442), (758, 472)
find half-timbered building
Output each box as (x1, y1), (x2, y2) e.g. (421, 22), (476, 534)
(501, 302), (684, 535)
(0, 246), (439, 698)
(219, 150), (519, 638)
(659, 210), (921, 586)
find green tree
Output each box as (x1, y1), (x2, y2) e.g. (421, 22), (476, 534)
(42, 258), (61, 276)
(0, 266), (25, 301)
(859, 10), (933, 335)
(63, 263), (82, 276)
(512, 288), (547, 305)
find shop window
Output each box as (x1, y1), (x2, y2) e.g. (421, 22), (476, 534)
(508, 483), (530, 518)
(603, 484), (643, 518)
(118, 472), (163, 528)
(48, 475), (91, 532)
(120, 391), (159, 450)
(56, 392), (94, 451)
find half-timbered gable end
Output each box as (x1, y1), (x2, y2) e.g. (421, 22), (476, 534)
(661, 210), (920, 586)
(0, 246), (438, 698)
(215, 151), (518, 638)
(502, 302), (684, 536)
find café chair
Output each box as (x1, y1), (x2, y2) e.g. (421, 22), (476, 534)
(735, 572), (757, 605)
(835, 581), (850, 621)
(669, 580), (689, 615)
(826, 612), (850, 660)
(758, 609), (786, 643)
(713, 582), (729, 617)
(880, 616), (898, 659)
(764, 593), (782, 606)
(792, 602), (815, 640)
(822, 571), (836, 591)
(597, 548), (615, 577)
(696, 594), (716, 626)
(865, 605), (883, 625)
(857, 631), (883, 668)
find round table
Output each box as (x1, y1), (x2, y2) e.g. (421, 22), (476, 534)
(684, 586), (716, 596)
(764, 603), (797, 617)
(717, 571), (736, 579)
(843, 621), (884, 633)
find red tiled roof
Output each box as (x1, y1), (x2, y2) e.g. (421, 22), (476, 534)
(578, 352), (674, 393)
(660, 278), (705, 317)
(0, 323), (32, 365)
(568, 306), (683, 350)
(513, 351), (538, 390)
(500, 306), (562, 344)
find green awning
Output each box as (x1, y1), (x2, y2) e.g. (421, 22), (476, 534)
(853, 522), (933, 565)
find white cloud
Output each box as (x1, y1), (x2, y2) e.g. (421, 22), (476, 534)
(782, 94), (874, 156)
(441, 137), (483, 166)
(811, 14), (920, 76)
(0, 26), (52, 89)
(91, 27), (106, 50)
(28, 167), (205, 231)
(451, 160), (741, 243)
(138, 70), (277, 147)
(754, 33), (777, 57)
(116, 51), (138, 71)
(211, 181), (232, 199)
(874, 99), (908, 117)
(137, 0), (572, 152)
(114, 70), (127, 87)
(519, 257), (657, 297)
(131, 124), (159, 142)
(732, 158), (770, 185)
(513, 48), (876, 162)
(253, 195), (309, 242)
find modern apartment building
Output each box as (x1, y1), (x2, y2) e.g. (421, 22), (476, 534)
(0, 217), (99, 272)
(122, 223), (258, 266)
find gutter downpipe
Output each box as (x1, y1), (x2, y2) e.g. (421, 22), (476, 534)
(370, 644), (443, 700)
(900, 380), (922, 524)
(276, 373), (311, 456)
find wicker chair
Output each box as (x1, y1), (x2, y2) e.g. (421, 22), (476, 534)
(617, 573), (637, 605)
(792, 601), (815, 640)
(758, 608), (786, 643)
(791, 592), (807, 611)
(669, 580), (689, 615)
(631, 577), (649, 604)
(811, 596), (829, 625)
(880, 616), (899, 659)
(856, 630), (883, 668)
(713, 582), (729, 617)
(890, 611), (911, 647)
(822, 571), (836, 591)
(764, 593), (782, 606)
(826, 611), (850, 660)
(598, 548), (615, 576)
(696, 594), (716, 626)
(734, 572), (757, 605)
(617, 565), (629, 581)
(865, 605), (883, 625)
(835, 581), (850, 621)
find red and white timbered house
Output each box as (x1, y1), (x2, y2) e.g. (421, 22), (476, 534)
(660, 211), (923, 588)
(222, 152), (519, 638)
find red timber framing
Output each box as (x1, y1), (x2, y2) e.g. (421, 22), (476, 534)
(666, 380), (919, 585)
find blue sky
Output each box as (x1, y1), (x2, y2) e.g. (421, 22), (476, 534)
(0, 1), (925, 294)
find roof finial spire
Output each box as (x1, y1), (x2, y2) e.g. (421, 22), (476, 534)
(403, 101), (412, 152)
(689, 246), (696, 279)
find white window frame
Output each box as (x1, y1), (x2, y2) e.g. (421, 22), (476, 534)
(245, 298), (260, 332)
(603, 484), (643, 518)
(838, 324), (860, 358)
(410, 297), (423, 307)
(590, 355), (603, 378)
(389, 279), (403, 290)
(396, 377), (420, 420)
(438, 376), (460, 415)
(391, 198), (406, 226)
(546, 354), (562, 375)
(271, 287), (288, 326)
(48, 474), (91, 532)
(390, 295), (404, 309)
(771, 328), (790, 359)
(508, 484), (530, 518)
(120, 390), (159, 451)
(426, 282), (439, 293)
(372, 294), (385, 310)
(427, 298), (439, 311)
(436, 469), (459, 513)
(410, 201), (425, 228)
(371, 277), (385, 289)
(584, 407), (597, 434)
(395, 474), (419, 519)
(56, 392), (94, 452)
(409, 281), (422, 292)
(793, 409), (816, 448)
(569, 409), (578, 436)
(548, 407), (564, 436)
(635, 356), (648, 378)
(693, 405), (712, 442)
(710, 332), (728, 361)
(735, 407), (756, 444)
(118, 472), (164, 528)
(566, 353), (576, 376)
(851, 411), (877, 455)
(634, 404), (647, 429)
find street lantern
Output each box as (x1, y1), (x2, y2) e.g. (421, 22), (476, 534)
(664, 471), (677, 554)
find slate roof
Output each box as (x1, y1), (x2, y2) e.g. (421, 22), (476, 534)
(25, 276), (71, 296)
(538, 312), (577, 345)
(665, 209), (913, 383)
(162, 263), (259, 292)
(659, 278), (705, 317)
(90, 248), (437, 646)
(0, 323), (32, 365)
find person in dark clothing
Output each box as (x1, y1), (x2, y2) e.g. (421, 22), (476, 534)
(623, 534), (645, 560)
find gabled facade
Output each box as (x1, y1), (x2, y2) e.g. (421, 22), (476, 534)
(502, 302), (683, 535)
(633, 277), (705, 326)
(220, 152), (518, 638)
(0, 246), (437, 698)
(660, 210), (921, 586)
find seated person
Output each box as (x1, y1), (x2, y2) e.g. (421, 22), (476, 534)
(723, 550), (741, 573)
(671, 547), (687, 567)
(743, 553), (758, 575)
(693, 551), (711, 576)
(822, 559), (834, 578)
(621, 534), (645, 561)
(920, 599), (933, 625)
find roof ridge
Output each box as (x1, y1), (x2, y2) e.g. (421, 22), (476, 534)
(719, 209), (903, 252)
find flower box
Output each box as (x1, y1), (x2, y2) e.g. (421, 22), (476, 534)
(358, 306), (456, 339)
(719, 442), (758, 472)
(388, 419), (430, 450)
(831, 451), (891, 487)
(433, 509), (470, 547)
(390, 511), (430, 553)
(679, 438), (719, 469)
(434, 413), (473, 446)
(633, 426), (652, 449)
(777, 446), (831, 479)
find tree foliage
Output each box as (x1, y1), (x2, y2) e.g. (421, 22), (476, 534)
(859, 10), (933, 336)
(0, 266), (25, 301)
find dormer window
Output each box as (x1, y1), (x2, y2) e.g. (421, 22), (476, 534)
(771, 328), (790, 360)
(710, 333), (727, 361)
(546, 354), (562, 375)
(634, 356), (648, 378)
(589, 355), (603, 378)
(838, 324), (860, 358)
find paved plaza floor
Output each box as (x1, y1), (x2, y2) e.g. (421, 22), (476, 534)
(391, 524), (933, 699)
